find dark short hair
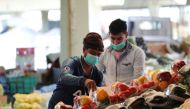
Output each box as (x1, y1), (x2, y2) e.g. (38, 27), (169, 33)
(109, 19), (127, 35)
(83, 32), (104, 52)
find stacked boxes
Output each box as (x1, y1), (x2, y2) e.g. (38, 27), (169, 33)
(8, 75), (37, 94)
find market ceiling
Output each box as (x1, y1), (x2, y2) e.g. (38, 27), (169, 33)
(0, 0), (189, 12)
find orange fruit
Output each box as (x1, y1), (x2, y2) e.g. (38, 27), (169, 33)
(80, 95), (92, 106)
(158, 81), (168, 91)
(137, 76), (148, 85)
(96, 88), (109, 101)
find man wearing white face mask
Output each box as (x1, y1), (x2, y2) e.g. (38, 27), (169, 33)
(97, 19), (145, 85)
(48, 32), (104, 109)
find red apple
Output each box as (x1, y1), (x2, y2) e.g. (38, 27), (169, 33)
(157, 71), (172, 81)
(171, 60), (186, 73)
(170, 73), (181, 84)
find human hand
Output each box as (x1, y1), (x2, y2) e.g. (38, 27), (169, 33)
(84, 79), (97, 92)
(54, 101), (73, 109)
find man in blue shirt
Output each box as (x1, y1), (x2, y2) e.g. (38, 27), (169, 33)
(48, 32), (104, 109)
(0, 66), (10, 97)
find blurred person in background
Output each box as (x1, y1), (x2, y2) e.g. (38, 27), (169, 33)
(0, 66), (11, 102)
(48, 32), (104, 109)
(97, 19), (146, 85)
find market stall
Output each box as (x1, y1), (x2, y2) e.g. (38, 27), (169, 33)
(70, 60), (190, 109)
(1, 58), (190, 109)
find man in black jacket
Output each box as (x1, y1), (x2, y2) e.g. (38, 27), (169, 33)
(48, 32), (104, 109)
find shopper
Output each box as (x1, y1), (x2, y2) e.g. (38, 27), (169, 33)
(48, 32), (104, 109)
(0, 66), (10, 97)
(97, 19), (145, 85)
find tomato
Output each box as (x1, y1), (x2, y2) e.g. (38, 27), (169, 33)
(109, 95), (119, 104)
(148, 81), (155, 87)
(118, 90), (131, 99)
(116, 82), (129, 92)
(128, 86), (137, 94)
(141, 83), (149, 89)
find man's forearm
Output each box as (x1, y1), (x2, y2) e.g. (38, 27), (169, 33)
(58, 73), (85, 86)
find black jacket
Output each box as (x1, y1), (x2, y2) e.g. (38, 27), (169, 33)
(48, 56), (103, 109)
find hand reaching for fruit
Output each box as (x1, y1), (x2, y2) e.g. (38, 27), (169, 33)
(54, 101), (73, 109)
(85, 79), (97, 92)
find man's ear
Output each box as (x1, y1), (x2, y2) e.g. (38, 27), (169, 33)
(124, 32), (128, 39)
(83, 48), (87, 57)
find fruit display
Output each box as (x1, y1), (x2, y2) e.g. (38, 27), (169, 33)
(72, 62), (190, 109)
(96, 81), (156, 108)
(131, 76), (155, 94)
(13, 93), (42, 109)
(111, 82), (138, 100)
(146, 69), (175, 91)
(111, 82), (130, 95)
